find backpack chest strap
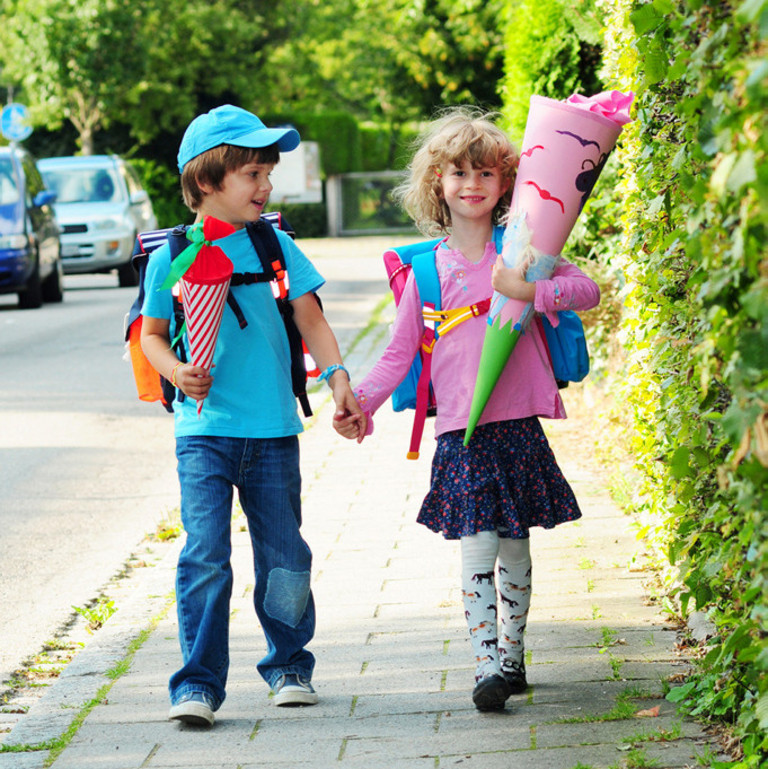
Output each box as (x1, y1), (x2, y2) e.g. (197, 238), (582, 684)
(231, 271), (272, 286)
(422, 297), (491, 338)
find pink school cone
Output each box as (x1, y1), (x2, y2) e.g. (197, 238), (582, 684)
(464, 91), (633, 445)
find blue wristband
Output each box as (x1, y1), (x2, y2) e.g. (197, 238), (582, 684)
(318, 364), (350, 385)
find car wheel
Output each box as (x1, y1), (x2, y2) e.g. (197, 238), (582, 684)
(117, 256), (139, 288)
(18, 258), (43, 309)
(42, 254), (64, 303)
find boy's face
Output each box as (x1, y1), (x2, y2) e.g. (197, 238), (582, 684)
(198, 160), (275, 228)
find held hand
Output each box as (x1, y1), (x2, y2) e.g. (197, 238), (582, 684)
(333, 409), (367, 442)
(174, 363), (213, 402)
(330, 377), (368, 443)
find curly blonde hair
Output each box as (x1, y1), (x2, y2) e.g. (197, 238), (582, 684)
(393, 107), (518, 236)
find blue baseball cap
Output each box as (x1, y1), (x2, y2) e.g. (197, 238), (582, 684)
(177, 104), (301, 173)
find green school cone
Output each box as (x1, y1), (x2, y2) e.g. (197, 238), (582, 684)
(464, 316), (523, 445)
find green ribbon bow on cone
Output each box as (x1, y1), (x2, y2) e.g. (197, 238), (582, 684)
(157, 216), (236, 348)
(159, 220), (208, 291)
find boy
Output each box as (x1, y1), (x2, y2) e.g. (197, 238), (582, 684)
(141, 104), (366, 727)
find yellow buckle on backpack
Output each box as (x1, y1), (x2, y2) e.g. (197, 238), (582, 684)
(423, 301), (489, 338)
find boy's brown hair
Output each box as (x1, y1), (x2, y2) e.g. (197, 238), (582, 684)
(181, 143), (281, 211)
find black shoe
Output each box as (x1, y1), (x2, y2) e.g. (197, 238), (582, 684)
(502, 661), (528, 694)
(472, 674), (511, 711)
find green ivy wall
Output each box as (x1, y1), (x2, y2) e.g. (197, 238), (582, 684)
(503, 0), (767, 763)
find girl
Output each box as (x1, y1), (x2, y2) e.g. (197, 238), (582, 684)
(338, 108), (600, 711)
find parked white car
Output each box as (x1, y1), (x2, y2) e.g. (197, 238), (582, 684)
(39, 155), (157, 287)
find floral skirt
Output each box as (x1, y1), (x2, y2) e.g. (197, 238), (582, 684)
(417, 418), (581, 540)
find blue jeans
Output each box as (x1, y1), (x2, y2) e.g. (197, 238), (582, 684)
(170, 435), (315, 710)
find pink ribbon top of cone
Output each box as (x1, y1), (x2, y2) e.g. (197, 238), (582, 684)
(566, 90), (635, 126)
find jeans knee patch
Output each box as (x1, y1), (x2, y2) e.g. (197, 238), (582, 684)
(264, 568), (310, 628)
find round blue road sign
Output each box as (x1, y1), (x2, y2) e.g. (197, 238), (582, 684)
(1, 103), (33, 141)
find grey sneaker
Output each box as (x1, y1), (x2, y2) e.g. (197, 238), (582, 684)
(169, 691), (215, 726)
(272, 674), (318, 707)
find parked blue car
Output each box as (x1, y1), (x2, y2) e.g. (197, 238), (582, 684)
(0, 145), (63, 308)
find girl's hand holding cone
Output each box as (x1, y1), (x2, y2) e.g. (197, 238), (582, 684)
(491, 253), (535, 303)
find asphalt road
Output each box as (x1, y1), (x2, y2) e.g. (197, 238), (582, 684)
(0, 271), (180, 687)
(0, 234), (411, 691)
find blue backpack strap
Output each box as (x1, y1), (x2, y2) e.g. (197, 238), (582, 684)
(405, 246), (442, 459)
(411, 249), (441, 315)
(493, 224), (504, 254)
(391, 237), (444, 267)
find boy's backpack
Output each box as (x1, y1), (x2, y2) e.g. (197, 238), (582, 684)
(383, 228), (589, 459)
(124, 212), (319, 417)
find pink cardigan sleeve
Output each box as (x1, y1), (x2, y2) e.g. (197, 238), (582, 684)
(353, 272), (423, 424)
(533, 258), (600, 326)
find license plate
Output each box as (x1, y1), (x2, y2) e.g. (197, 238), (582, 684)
(62, 245), (82, 257)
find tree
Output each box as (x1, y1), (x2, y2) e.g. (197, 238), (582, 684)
(0, 0), (282, 152)
(1, 0), (148, 154)
(0, 0), (510, 160)
(256, 0), (507, 124)
(125, 0), (275, 143)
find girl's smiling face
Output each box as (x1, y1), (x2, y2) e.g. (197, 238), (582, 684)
(440, 160), (510, 227)
(198, 162), (275, 228)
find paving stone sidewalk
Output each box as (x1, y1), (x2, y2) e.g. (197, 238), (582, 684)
(1, 237), (729, 768)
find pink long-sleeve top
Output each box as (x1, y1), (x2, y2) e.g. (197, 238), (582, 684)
(354, 240), (600, 437)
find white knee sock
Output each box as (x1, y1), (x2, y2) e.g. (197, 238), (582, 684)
(461, 531), (501, 682)
(497, 537), (532, 677)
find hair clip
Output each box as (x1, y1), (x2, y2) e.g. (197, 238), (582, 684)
(434, 168), (443, 177)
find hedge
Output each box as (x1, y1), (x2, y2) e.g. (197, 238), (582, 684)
(596, 0), (768, 764)
(500, 0), (604, 140)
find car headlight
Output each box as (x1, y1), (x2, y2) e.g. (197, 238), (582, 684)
(0, 234), (29, 249)
(92, 217), (123, 231)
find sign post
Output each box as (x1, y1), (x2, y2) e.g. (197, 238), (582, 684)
(1, 103), (33, 142)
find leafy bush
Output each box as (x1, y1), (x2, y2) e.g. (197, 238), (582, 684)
(359, 124), (396, 172)
(267, 202), (328, 239)
(129, 157), (189, 228)
(359, 122), (423, 172)
(500, 0), (605, 140)
(265, 112), (363, 176)
(596, 0), (768, 763)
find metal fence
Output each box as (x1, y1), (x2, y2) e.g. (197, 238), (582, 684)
(325, 171), (417, 237)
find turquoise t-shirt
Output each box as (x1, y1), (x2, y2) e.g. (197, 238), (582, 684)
(142, 226), (324, 438)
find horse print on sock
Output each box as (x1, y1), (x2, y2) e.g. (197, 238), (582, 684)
(472, 570), (495, 585)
